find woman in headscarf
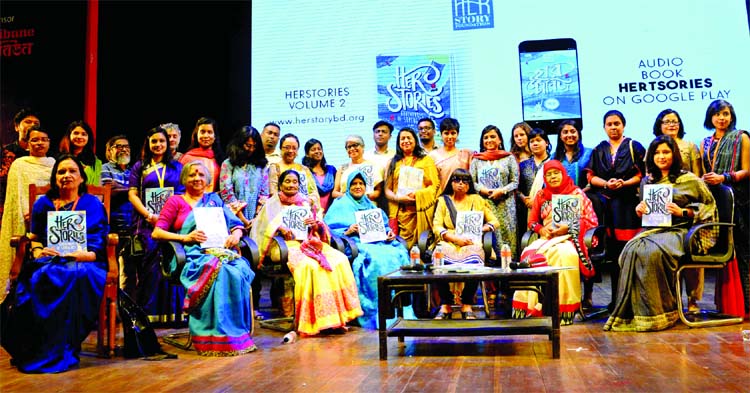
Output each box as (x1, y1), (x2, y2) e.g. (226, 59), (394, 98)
(512, 160), (598, 325)
(251, 169), (362, 335)
(325, 170), (409, 329)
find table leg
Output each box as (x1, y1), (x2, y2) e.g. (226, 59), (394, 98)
(548, 273), (560, 359)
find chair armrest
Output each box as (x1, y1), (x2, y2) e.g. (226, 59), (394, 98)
(106, 233), (119, 277)
(482, 231), (494, 263)
(239, 236), (261, 269)
(333, 234), (359, 261)
(160, 240), (187, 283)
(9, 235), (29, 281)
(683, 222), (734, 264)
(520, 229), (538, 250)
(394, 235), (408, 250)
(269, 235), (289, 264)
(584, 226), (607, 261)
(417, 230), (432, 263)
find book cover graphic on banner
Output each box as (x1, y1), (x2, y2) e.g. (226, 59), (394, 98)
(642, 184), (673, 227)
(281, 205), (312, 241)
(376, 54), (452, 131)
(144, 186), (174, 215)
(47, 210), (87, 255)
(455, 211), (483, 244)
(355, 208), (387, 244)
(396, 166), (424, 197)
(551, 194), (582, 227)
(193, 207), (229, 249)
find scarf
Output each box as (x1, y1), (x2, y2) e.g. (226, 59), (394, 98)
(278, 191), (331, 270)
(541, 160), (578, 201)
(184, 147), (215, 159)
(472, 149), (512, 161)
(343, 171), (376, 210)
(312, 164), (336, 195)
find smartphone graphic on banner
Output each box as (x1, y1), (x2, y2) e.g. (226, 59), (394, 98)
(518, 38), (582, 134)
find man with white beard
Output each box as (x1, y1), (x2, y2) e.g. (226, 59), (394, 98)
(101, 134), (136, 295)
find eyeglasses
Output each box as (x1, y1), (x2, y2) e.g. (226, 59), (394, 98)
(418, 126), (434, 131)
(281, 145), (298, 151)
(451, 177), (471, 184)
(662, 120), (680, 126)
(29, 137), (50, 143)
(345, 143), (362, 150)
(112, 144), (130, 150)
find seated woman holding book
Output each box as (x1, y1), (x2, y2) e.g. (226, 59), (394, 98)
(512, 160), (598, 325)
(604, 136), (717, 332)
(432, 169), (500, 320)
(251, 169), (362, 336)
(325, 170), (410, 329)
(2, 154), (116, 373)
(152, 160), (257, 356)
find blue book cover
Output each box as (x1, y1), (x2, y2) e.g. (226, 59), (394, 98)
(47, 210), (87, 255)
(376, 54), (452, 131)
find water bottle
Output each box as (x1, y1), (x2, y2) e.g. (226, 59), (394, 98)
(501, 243), (512, 271)
(410, 245), (421, 267)
(282, 331), (298, 344)
(432, 245), (443, 267)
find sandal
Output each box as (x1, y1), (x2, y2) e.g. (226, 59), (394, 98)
(462, 311), (477, 320)
(434, 310), (452, 320)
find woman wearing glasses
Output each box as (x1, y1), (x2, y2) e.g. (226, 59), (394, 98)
(432, 169), (500, 319)
(268, 134), (320, 209)
(332, 135), (383, 204)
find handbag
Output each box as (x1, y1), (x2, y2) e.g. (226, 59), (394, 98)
(128, 234), (147, 259)
(117, 289), (176, 359)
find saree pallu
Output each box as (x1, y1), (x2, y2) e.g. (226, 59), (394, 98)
(512, 236), (581, 325)
(286, 242), (362, 335)
(175, 213), (256, 356)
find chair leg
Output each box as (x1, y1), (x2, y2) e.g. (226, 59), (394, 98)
(676, 266), (743, 328)
(97, 283), (117, 358)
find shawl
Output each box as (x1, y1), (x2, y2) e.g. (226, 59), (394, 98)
(325, 171), (389, 237)
(529, 161), (598, 277)
(312, 164), (336, 195)
(251, 191), (332, 270)
(701, 129), (749, 203)
(473, 149), (512, 161)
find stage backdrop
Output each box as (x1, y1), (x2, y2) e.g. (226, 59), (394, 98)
(251, 0), (750, 166)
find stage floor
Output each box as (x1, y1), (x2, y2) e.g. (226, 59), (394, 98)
(2, 273), (749, 392)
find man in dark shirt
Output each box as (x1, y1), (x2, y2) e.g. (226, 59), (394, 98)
(0, 108), (40, 221)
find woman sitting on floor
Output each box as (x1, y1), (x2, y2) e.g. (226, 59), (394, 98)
(604, 136), (717, 332)
(512, 160), (598, 325)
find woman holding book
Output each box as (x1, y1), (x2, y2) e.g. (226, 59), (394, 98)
(432, 168), (500, 320)
(324, 170), (409, 328)
(2, 154), (115, 373)
(251, 169), (362, 336)
(384, 127), (439, 248)
(604, 136), (717, 332)
(512, 160), (598, 325)
(128, 126), (185, 319)
(152, 161), (257, 356)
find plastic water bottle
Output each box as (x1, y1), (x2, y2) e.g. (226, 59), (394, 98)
(432, 245), (443, 267)
(501, 243), (512, 271)
(282, 331), (298, 344)
(410, 245), (421, 267)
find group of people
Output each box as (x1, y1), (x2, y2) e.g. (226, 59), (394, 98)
(0, 98), (746, 373)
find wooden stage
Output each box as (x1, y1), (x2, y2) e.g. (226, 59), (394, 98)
(2, 273), (749, 392)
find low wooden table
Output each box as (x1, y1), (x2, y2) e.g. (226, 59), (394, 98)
(377, 268), (561, 359)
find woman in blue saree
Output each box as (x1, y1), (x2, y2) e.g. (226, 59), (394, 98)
(2, 155), (115, 373)
(325, 170), (410, 328)
(152, 160), (256, 356)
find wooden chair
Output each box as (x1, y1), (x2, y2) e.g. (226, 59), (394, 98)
(159, 235), (257, 349)
(675, 184), (743, 327)
(520, 223), (607, 321)
(9, 184), (119, 358)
